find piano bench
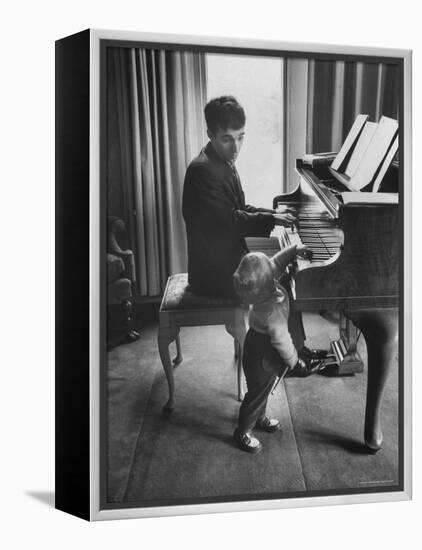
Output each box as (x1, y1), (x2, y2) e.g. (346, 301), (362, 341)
(158, 273), (247, 412)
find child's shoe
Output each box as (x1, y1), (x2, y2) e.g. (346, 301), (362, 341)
(233, 428), (263, 453)
(286, 357), (311, 377)
(300, 346), (328, 360)
(255, 416), (281, 433)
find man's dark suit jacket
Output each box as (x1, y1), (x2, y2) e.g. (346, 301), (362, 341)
(182, 142), (275, 298)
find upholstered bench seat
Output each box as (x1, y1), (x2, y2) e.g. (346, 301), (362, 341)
(158, 273), (247, 412)
(161, 273), (240, 310)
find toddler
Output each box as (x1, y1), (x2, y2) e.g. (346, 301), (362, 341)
(232, 244), (317, 453)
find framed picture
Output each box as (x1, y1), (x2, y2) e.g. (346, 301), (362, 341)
(55, 29), (412, 521)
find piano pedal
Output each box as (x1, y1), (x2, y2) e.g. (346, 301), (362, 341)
(317, 355), (355, 377)
(325, 337), (364, 375)
(317, 361), (342, 377)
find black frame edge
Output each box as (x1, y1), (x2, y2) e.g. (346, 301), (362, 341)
(55, 28), (91, 521)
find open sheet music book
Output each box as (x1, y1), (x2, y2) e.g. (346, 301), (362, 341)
(344, 122), (378, 177)
(302, 151), (337, 167)
(245, 236), (281, 256)
(328, 114), (398, 193)
(331, 114), (369, 172)
(371, 135), (399, 193)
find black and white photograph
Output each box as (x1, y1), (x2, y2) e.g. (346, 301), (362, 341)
(4, 0), (421, 546)
(100, 34), (408, 513)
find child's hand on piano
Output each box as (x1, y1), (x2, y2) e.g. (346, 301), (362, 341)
(276, 205), (297, 215)
(273, 212), (298, 227)
(296, 245), (313, 261)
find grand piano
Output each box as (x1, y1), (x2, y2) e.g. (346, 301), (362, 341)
(271, 159), (399, 453)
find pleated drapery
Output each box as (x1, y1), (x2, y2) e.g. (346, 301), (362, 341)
(108, 48), (207, 296)
(306, 59), (399, 154)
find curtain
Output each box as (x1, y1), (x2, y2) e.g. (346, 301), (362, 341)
(306, 59), (399, 154)
(284, 58), (399, 190)
(108, 48), (207, 296)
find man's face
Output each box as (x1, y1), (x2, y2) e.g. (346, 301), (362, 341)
(208, 126), (245, 164)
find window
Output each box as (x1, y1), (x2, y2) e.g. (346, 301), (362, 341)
(206, 53), (284, 208)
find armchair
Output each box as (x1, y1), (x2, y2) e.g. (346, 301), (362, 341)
(107, 217), (139, 343)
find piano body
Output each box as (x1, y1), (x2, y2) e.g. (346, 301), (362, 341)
(272, 160), (399, 452)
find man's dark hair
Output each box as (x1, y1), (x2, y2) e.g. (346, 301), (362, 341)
(204, 96), (246, 135)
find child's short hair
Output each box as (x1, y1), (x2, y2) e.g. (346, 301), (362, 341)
(233, 252), (276, 305)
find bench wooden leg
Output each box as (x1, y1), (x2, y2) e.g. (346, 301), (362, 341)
(234, 339), (240, 359)
(173, 334), (183, 365)
(158, 326), (181, 412)
(225, 310), (247, 402)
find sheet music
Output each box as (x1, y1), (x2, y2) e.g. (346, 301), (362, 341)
(344, 122), (378, 177)
(371, 135), (399, 193)
(348, 116), (398, 191)
(331, 114), (369, 171)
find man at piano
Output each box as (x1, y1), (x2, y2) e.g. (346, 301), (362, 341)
(182, 95), (297, 299)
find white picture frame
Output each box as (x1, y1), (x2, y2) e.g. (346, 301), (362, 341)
(55, 28), (412, 521)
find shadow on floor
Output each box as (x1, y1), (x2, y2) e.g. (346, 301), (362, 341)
(25, 491), (55, 508)
(300, 428), (372, 454)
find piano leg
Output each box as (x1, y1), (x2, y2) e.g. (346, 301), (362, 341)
(225, 310), (248, 401)
(345, 308), (398, 452)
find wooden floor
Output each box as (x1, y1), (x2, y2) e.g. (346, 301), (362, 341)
(106, 312), (400, 506)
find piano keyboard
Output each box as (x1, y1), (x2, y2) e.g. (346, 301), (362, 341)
(276, 203), (343, 263)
